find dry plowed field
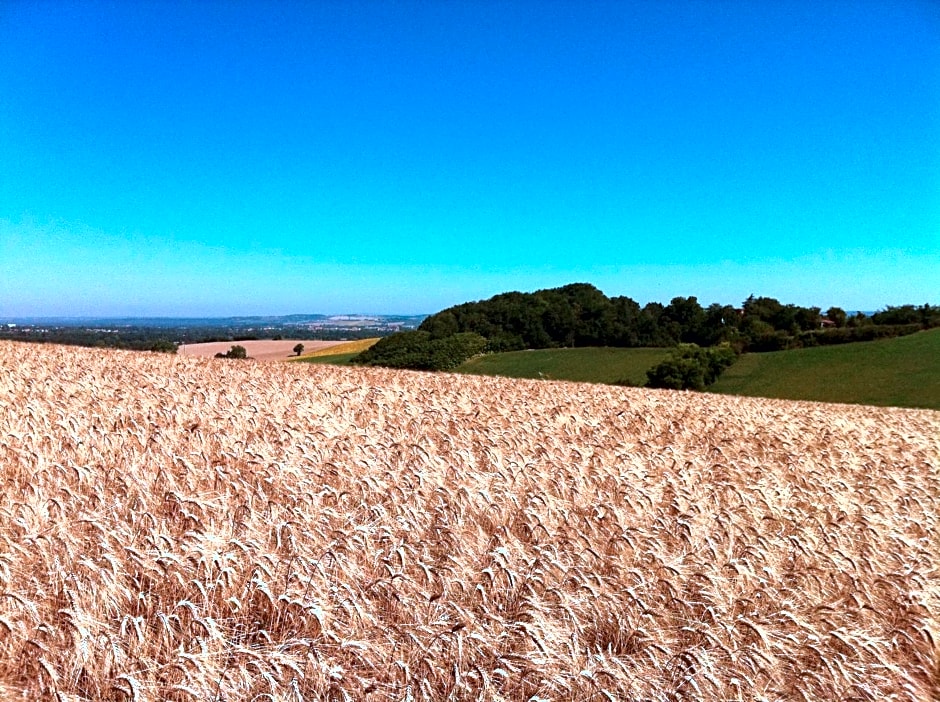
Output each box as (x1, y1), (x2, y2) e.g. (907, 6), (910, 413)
(178, 339), (343, 360)
(0, 340), (937, 700)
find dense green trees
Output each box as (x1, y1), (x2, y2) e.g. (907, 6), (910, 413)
(659, 296), (707, 345)
(0, 327), (180, 353)
(645, 344), (738, 391)
(871, 304), (940, 327)
(415, 283), (685, 351)
(826, 307), (847, 328)
(353, 331), (486, 371)
(416, 284), (934, 354)
(351, 283), (939, 374)
(215, 345), (248, 359)
(149, 339), (178, 353)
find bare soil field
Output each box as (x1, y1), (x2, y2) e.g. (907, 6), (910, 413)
(178, 339), (343, 360)
(0, 340), (937, 700)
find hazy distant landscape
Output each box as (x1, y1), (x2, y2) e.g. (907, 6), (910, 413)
(4, 282), (936, 409)
(0, 313), (425, 352)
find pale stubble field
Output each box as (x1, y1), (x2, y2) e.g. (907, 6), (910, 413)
(177, 339), (343, 360)
(0, 340), (937, 700)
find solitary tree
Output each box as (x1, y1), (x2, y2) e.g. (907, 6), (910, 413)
(149, 339), (178, 354)
(215, 345), (248, 359)
(293, 343), (305, 356)
(826, 307), (847, 328)
(645, 343), (737, 391)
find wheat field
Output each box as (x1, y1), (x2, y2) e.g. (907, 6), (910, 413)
(0, 340), (937, 701)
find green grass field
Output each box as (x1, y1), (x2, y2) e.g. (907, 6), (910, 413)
(456, 346), (671, 385)
(709, 328), (940, 409)
(294, 351), (362, 366)
(297, 331), (938, 409)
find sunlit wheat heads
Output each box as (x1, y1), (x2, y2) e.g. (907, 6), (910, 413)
(0, 340), (937, 700)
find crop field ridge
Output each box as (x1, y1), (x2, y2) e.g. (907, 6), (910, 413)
(0, 340), (937, 700)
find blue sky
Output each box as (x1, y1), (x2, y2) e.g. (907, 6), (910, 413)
(1, 0), (937, 316)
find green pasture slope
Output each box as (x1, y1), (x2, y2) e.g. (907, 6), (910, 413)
(710, 328), (940, 409)
(303, 331), (938, 409)
(456, 347), (671, 386)
(294, 352), (359, 366)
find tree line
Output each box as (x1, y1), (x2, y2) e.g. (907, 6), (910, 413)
(0, 326), (180, 353)
(353, 283), (939, 371)
(418, 283), (938, 351)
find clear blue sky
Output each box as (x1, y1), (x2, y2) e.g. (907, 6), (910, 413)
(1, 0), (937, 316)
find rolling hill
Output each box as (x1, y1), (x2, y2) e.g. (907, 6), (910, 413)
(452, 329), (940, 409)
(710, 327), (940, 409)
